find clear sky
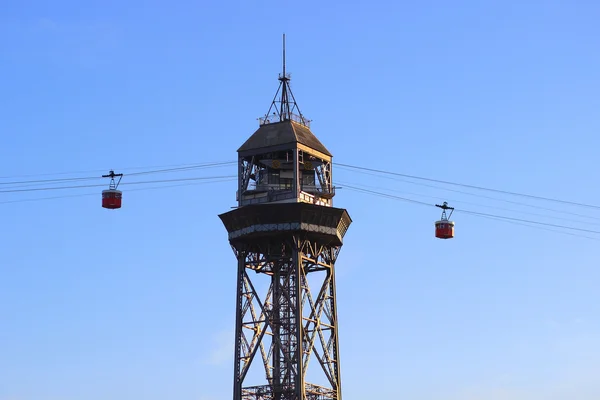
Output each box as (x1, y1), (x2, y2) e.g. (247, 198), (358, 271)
(1, 1), (599, 399)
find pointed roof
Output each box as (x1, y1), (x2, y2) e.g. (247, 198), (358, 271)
(237, 120), (332, 157)
(239, 35), (331, 158)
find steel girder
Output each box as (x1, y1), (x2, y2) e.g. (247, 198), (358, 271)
(231, 237), (343, 400)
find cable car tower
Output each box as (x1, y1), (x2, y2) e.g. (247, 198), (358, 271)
(219, 35), (352, 400)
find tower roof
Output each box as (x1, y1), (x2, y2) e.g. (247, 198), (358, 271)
(238, 35), (332, 159)
(238, 119), (332, 157)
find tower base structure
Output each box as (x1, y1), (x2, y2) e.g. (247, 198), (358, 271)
(220, 202), (351, 400)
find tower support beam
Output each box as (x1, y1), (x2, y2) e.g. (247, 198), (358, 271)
(221, 204), (351, 400)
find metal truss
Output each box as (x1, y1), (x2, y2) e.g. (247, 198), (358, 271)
(314, 161), (332, 198)
(231, 237), (343, 400)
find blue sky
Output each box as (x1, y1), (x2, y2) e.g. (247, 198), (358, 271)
(1, 1), (599, 399)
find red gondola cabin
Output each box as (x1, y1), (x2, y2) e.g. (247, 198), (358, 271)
(434, 201), (455, 239)
(102, 189), (122, 209)
(435, 220), (454, 239)
(101, 170), (124, 210)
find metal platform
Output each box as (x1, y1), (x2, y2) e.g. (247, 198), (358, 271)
(219, 202), (351, 247)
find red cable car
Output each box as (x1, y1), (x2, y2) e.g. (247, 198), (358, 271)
(435, 201), (455, 239)
(102, 170), (123, 209)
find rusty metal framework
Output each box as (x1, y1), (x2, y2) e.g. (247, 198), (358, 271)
(221, 202), (351, 400)
(230, 236), (343, 400)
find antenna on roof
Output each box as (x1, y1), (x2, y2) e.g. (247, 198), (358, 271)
(278, 33), (291, 120)
(259, 34), (311, 128)
(282, 33), (286, 80)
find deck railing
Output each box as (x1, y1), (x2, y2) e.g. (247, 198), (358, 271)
(259, 112), (311, 128)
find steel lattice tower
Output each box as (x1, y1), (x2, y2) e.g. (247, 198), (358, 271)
(219, 36), (352, 400)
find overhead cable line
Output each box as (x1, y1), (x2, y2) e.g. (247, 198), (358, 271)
(335, 179), (598, 226)
(341, 184), (433, 207)
(341, 183), (600, 236)
(125, 161), (236, 177)
(459, 209), (600, 235)
(336, 166), (600, 221)
(0, 176), (100, 186)
(335, 162), (600, 210)
(473, 214), (600, 242)
(0, 178), (236, 205)
(0, 161), (236, 187)
(0, 175), (237, 194)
